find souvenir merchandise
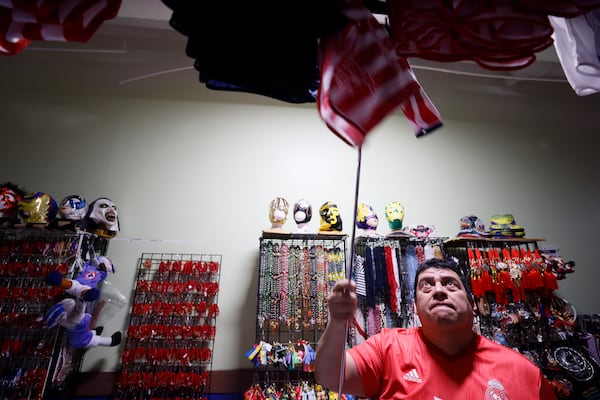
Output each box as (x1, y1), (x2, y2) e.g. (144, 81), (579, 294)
(352, 236), (446, 333)
(0, 182), (25, 225)
(242, 382), (354, 400)
(79, 197), (120, 238)
(16, 191), (58, 227)
(44, 255), (116, 302)
(43, 253), (122, 349)
(488, 214), (526, 238)
(319, 201), (343, 234)
(403, 224), (437, 239)
(160, 3), (346, 104)
(443, 236), (600, 398)
(43, 297), (122, 349)
(541, 254), (576, 281)
(293, 199), (313, 234)
(385, 201), (410, 237)
(0, 228), (112, 398)
(56, 194), (88, 228)
(264, 197), (289, 233)
(456, 215), (488, 238)
(356, 203), (381, 238)
(116, 254), (221, 400)
(254, 234), (347, 394)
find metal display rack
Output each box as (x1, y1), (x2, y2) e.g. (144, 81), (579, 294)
(0, 228), (108, 400)
(252, 233), (347, 388)
(116, 252), (222, 400)
(444, 237), (600, 396)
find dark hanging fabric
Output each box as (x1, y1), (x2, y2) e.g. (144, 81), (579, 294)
(161, 0), (347, 103)
(373, 245), (390, 306)
(363, 245), (376, 308)
(405, 245), (419, 305)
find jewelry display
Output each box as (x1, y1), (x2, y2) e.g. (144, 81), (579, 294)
(254, 233), (347, 389)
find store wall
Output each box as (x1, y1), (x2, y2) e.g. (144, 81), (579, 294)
(1, 88), (599, 375)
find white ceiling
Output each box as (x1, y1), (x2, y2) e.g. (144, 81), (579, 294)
(2, 0), (599, 129)
(115, 0), (172, 21)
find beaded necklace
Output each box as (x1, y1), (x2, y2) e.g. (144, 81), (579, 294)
(260, 241), (273, 330)
(279, 243), (289, 326)
(309, 246), (319, 326)
(288, 245), (299, 329)
(270, 243), (281, 330)
(316, 245), (327, 328)
(301, 246), (313, 329)
(257, 243), (269, 329)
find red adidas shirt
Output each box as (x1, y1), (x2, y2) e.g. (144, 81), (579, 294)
(348, 327), (557, 399)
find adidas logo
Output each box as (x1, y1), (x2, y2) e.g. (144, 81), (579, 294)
(403, 368), (422, 383)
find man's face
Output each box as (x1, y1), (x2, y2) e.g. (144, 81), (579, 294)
(415, 267), (474, 327)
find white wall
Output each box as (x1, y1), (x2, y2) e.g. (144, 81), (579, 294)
(1, 88), (599, 373)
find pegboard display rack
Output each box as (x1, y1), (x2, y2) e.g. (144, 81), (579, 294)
(252, 233), (347, 386)
(0, 228), (108, 400)
(116, 252), (222, 400)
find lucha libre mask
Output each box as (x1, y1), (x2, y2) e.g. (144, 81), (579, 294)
(17, 192), (58, 226)
(293, 199), (312, 225)
(87, 197), (119, 233)
(356, 203), (378, 230)
(58, 195), (88, 221)
(385, 201), (405, 231)
(269, 197), (289, 226)
(0, 183), (24, 222)
(319, 201), (343, 232)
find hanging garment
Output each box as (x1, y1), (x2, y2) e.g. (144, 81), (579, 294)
(387, 0), (557, 70)
(162, 0), (346, 103)
(550, 13), (600, 95)
(317, 2), (442, 147)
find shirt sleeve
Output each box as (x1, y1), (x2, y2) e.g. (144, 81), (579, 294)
(539, 371), (558, 400)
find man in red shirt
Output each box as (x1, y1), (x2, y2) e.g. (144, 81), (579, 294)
(315, 258), (557, 399)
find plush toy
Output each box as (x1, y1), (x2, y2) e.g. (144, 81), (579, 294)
(43, 255), (121, 348)
(43, 297), (121, 348)
(44, 256), (116, 302)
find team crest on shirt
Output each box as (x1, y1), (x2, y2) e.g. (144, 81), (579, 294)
(83, 270), (99, 281)
(485, 379), (508, 400)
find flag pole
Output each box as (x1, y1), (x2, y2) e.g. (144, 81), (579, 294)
(337, 146), (362, 397)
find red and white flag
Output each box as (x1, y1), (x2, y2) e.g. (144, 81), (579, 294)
(318, 3), (442, 148)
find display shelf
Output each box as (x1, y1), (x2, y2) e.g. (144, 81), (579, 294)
(0, 228), (108, 400)
(251, 234), (347, 388)
(115, 252), (221, 400)
(444, 235), (599, 396)
(351, 235), (447, 334)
